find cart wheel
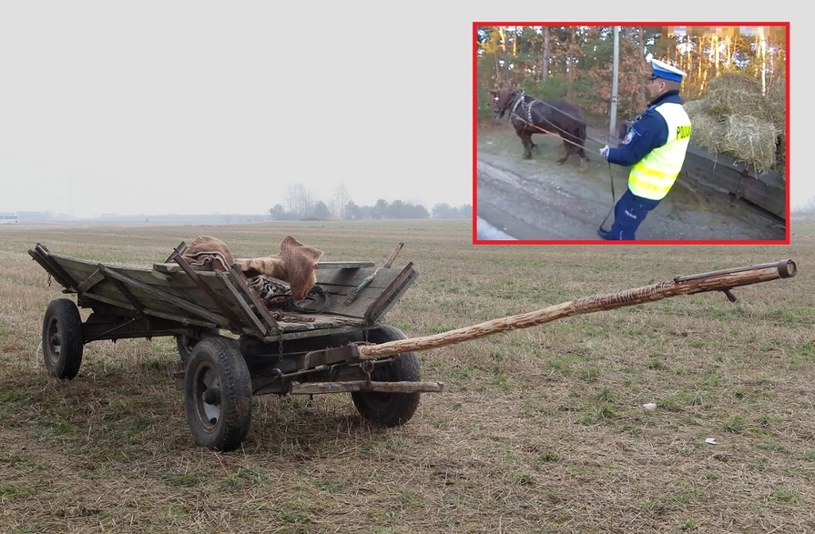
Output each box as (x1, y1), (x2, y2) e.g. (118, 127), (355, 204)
(184, 337), (252, 451)
(176, 335), (197, 364)
(352, 325), (421, 427)
(41, 298), (84, 379)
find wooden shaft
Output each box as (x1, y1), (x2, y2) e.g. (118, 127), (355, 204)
(357, 260), (796, 359)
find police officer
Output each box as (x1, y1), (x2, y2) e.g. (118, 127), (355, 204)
(597, 58), (692, 240)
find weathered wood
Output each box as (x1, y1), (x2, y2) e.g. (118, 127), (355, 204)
(316, 261), (375, 269)
(324, 263), (419, 320)
(226, 265), (280, 334)
(364, 262), (419, 322)
(77, 268), (106, 293)
(289, 380), (444, 395)
(99, 266), (231, 327)
(680, 143), (786, 220)
(217, 271), (269, 337)
(153, 260), (375, 274)
(28, 244), (79, 290)
(357, 260), (796, 359)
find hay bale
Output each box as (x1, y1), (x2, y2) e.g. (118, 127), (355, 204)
(708, 72), (762, 94)
(720, 114), (778, 173)
(686, 73), (786, 175)
(683, 98), (709, 117)
(706, 73), (765, 117)
(687, 110), (726, 154)
(763, 78), (786, 133)
(684, 100), (724, 153)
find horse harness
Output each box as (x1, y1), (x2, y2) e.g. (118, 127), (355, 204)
(505, 90), (584, 150)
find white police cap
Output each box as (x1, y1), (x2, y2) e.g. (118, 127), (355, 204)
(650, 58), (686, 82)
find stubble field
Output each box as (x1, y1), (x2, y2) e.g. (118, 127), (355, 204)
(1, 220), (813, 533)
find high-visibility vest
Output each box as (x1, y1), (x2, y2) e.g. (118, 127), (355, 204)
(628, 103), (692, 200)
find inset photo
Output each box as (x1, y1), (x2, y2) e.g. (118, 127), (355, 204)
(473, 24), (789, 244)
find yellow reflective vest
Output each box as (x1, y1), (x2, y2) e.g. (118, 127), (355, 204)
(628, 103), (692, 200)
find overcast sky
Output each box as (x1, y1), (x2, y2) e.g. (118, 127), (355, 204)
(0, 4), (803, 217)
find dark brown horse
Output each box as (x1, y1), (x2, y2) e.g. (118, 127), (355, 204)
(490, 87), (589, 171)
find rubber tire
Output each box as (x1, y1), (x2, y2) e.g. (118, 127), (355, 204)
(352, 325), (421, 427)
(42, 298), (84, 379)
(184, 337), (253, 451)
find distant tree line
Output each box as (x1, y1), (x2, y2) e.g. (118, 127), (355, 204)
(268, 184), (471, 220)
(792, 199), (815, 215)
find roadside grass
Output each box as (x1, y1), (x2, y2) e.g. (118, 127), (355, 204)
(0, 219), (812, 532)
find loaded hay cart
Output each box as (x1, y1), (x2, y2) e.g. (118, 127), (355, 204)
(29, 241), (797, 451)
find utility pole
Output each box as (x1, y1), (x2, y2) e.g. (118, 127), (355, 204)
(608, 26), (620, 143)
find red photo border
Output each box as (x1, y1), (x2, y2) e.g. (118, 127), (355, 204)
(472, 21), (791, 245)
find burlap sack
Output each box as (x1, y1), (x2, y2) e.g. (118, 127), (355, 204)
(181, 235), (235, 271)
(279, 235), (323, 300)
(235, 235), (323, 300)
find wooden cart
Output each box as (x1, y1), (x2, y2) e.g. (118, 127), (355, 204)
(29, 242), (797, 451)
(29, 241), (438, 451)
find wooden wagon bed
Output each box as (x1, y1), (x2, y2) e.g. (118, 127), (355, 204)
(29, 242), (418, 344)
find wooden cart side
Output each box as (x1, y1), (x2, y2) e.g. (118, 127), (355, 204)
(155, 259), (419, 323)
(315, 262), (419, 322)
(680, 143), (786, 220)
(29, 247), (268, 337)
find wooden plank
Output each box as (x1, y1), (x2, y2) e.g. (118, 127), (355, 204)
(28, 245), (80, 291)
(77, 268), (105, 293)
(170, 252), (246, 333)
(680, 144), (786, 220)
(78, 292), (137, 314)
(685, 143), (785, 188)
(99, 267), (231, 327)
(290, 380), (444, 395)
(316, 261), (375, 269)
(316, 266), (376, 288)
(270, 324), (367, 343)
(217, 271), (268, 337)
(226, 266), (280, 335)
(326, 264), (418, 319)
(79, 293), (221, 329)
(365, 263), (419, 322)
(154, 260), (375, 274)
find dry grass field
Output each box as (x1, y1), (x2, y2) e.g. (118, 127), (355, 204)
(1, 219), (813, 533)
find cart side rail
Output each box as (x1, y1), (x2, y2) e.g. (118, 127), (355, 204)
(29, 245), (270, 337)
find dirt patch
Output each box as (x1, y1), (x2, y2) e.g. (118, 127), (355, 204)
(476, 121), (786, 242)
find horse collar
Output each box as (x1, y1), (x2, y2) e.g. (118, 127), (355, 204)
(509, 91), (525, 116)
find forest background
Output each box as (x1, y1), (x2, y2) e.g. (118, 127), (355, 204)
(475, 25), (787, 126)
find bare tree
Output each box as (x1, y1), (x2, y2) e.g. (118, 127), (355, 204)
(284, 184), (316, 218)
(330, 184), (351, 219)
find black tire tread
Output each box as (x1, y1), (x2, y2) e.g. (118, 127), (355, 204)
(42, 298), (84, 379)
(351, 325), (422, 427)
(184, 337), (252, 451)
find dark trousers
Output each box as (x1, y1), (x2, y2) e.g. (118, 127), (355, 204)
(608, 189), (661, 240)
